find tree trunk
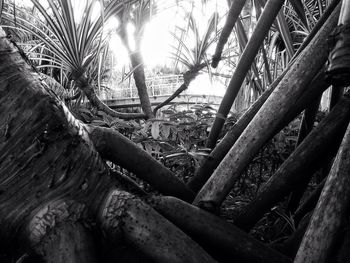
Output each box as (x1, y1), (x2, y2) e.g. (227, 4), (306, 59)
(286, 95), (321, 212)
(0, 27), (217, 262)
(188, 73), (279, 192)
(211, 0), (246, 68)
(188, 1), (336, 191)
(88, 125), (194, 201)
(194, 4), (340, 209)
(150, 196), (292, 263)
(119, 25), (154, 119)
(294, 117), (350, 263)
(234, 91), (350, 231)
(76, 75), (147, 120)
(206, 0), (285, 148)
(129, 52), (154, 118)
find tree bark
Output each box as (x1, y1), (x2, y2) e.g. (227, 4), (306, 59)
(128, 52), (154, 118)
(188, 71), (284, 192)
(150, 196), (292, 263)
(206, 0), (286, 148)
(294, 117), (350, 263)
(99, 189), (215, 263)
(0, 27), (213, 262)
(194, 5), (340, 209)
(286, 95), (321, 212)
(88, 125), (194, 202)
(234, 92), (350, 231)
(211, 0), (246, 68)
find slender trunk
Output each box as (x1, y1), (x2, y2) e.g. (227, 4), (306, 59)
(234, 92), (350, 231)
(188, 74), (279, 192)
(286, 95), (321, 212)
(190, 3), (335, 191)
(211, 0), (247, 68)
(274, 212), (312, 258)
(129, 52), (154, 118)
(329, 85), (344, 109)
(206, 0), (285, 148)
(326, 0), (350, 86)
(119, 25), (154, 119)
(76, 75), (146, 120)
(194, 5), (340, 209)
(294, 178), (326, 226)
(294, 118), (350, 263)
(153, 67), (202, 115)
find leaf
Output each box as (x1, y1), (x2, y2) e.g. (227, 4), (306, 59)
(289, 0), (308, 29)
(161, 124), (171, 139)
(144, 142), (153, 154)
(151, 121), (160, 139)
(165, 152), (186, 159)
(90, 120), (108, 127)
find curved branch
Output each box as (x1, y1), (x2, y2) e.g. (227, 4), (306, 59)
(76, 76), (147, 120)
(153, 65), (205, 115)
(153, 83), (188, 115)
(87, 125), (195, 202)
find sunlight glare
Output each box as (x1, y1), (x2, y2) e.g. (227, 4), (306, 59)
(188, 74), (225, 96)
(72, 0), (87, 24)
(141, 18), (172, 68)
(90, 1), (102, 23)
(103, 16), (120, 35)
(126, 23), (136, 51)
(109, 33), (130, 69)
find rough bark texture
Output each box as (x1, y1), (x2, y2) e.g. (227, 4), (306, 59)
(194, 5), (340, 209)
(99, 190), (215, 263)
(0, 30), (109, 245)
(129, 52), (154, 118)
(88, 125), (194, 202)
(0, 27), (215, 262)
(234, 92), (350, 231)
(33, 222), (98, 263)
(150, 196), (292, 263)
(286, 95), (322, 212)
(188, 71), (284, 192)
(294, 119), (350, 263)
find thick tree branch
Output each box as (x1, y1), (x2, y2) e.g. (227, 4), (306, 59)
(99, 189), (215, 263)
(150, 196), (292, 263)
(87, 125), (195, 202)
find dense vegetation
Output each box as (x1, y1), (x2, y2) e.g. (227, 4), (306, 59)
(0, 0), (350, 262)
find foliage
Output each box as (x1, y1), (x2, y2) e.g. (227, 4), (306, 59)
(170, 11), (220, 71)
(1, 0), (137, 95)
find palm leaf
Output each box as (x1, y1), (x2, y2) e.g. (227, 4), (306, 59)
(289, 0), (309, 29)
